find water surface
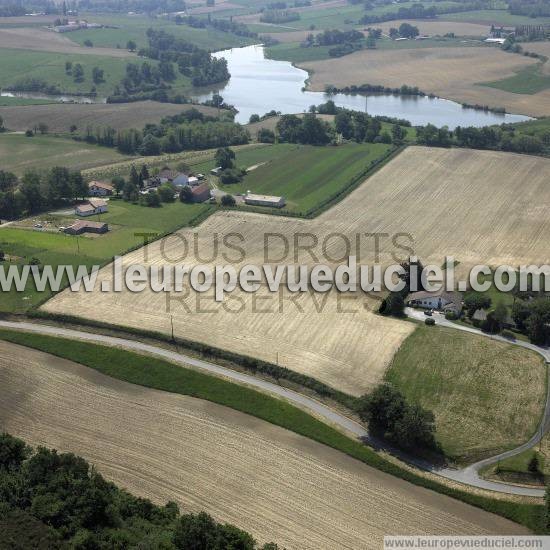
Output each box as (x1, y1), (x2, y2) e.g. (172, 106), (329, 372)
(195, 45), (531, 127)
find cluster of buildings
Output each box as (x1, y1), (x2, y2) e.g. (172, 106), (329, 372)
(51, 20), (116, 33)
(142, 169), (210, 203)
(407, 289), (463, 316)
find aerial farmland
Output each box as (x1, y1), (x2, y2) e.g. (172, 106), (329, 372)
(1, 0), (550, 546)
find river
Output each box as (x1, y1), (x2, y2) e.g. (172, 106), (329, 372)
(194, 44), (531, 128)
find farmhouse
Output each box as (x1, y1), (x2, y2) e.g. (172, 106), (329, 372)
(88, 181), (114, 197)
(75, 199), (108, 217)
(159, 169), (188, 187)
(407, 289), (463, 313)
(244, 193), (286, 208)
(210, 167), (222, 175)
(64, 220), (109, 235)
(190, 183), (211, 203)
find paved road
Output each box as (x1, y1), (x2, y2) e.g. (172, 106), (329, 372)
(0, 318), (545, 497)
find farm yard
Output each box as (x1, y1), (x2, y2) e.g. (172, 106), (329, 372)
(299, 47), (550, 117)
(0, 101), (220, 133)
(0, 200), (213, 313)
(0, 339), (529, 549)
(387, 326), (546, 464)
(42, 147), (550, 397)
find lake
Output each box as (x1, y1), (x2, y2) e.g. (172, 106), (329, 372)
(194, 45), (531, 128)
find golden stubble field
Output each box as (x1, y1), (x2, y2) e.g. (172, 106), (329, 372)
(0, 341), (529, 549)
(300, 46), (550, 117)
(43, 147), (550, 396)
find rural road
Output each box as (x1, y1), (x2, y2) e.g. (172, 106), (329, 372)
(0, 318), (546, 497)
(406, 308), (550, 497)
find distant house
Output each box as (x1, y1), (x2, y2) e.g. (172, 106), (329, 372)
(158, 169), (188, 187)
(407, 289), (463, 313)
(188, 176), (200, 186)
(143, 177), (161, 189)
(190, 183), (211, 203)
(88, 181), (114, 197)
(75, 199), (108, 217)
(64, 221), (109, 235)
(210, 167), (222, 176)
(244, 193), (286, 208)
(485, 37), (506, 44)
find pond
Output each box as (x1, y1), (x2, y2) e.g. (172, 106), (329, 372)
(194, 45), (531, 128)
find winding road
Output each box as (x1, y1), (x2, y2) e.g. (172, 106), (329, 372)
(0, 317), (548, 497)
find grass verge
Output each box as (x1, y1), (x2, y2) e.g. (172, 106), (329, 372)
(0, 327), (545, 533)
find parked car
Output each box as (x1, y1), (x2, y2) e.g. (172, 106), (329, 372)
(423, 309), (433, 316)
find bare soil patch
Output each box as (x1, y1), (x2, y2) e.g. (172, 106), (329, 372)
(0, 27), (134, 57)
(0, 101), (219, 133)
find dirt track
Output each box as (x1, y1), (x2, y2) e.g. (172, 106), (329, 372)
(0, 341), (529, 548)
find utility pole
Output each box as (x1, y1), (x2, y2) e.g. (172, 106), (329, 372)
(170, 314), (175, 342)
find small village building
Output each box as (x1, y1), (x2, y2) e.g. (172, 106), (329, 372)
(190, 183), (211, 203)
(407, 289), (463, 313)
(64, 221), (109, 235)
(210, 167), (222, 175)
(244, 193), (286, 208)
(188, 176), (199, 186)
(88, 181), (114, 197)
(158, 169), (188, 186)
(75, 199), (108, 217)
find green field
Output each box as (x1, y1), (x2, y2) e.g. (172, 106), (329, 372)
(69, 14), (256, 52)
(386, 325), (546, 464)
(481, 62), (550, 94)
(195, 142), (393, 214)
(0, 47), (192, 97)
(0, 328), (544, 534)
(441, 9), (550, 26)
(267, 36), (479, 63)
(0, 96), (56, 106)
(0, 200), (213, 313)
(0, 133), (130, 174)
(0, 134), (130, 175)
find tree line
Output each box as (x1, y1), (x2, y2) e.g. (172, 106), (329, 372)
(0, 433), (278, 549)
(0, 167), (87, 221)
(76, 107), (250, 155)
(416, 123), (550, 155)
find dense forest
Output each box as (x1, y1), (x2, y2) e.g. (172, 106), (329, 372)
(0, 433), (278, 549)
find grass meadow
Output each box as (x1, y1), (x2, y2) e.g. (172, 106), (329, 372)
(386, 325), (546, 464)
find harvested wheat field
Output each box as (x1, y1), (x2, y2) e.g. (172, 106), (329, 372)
(300, 47), (550, 117)
(0, 101), (219, 133)
(43, 147), (550, 395)
(0, 341), (529, 548)
(0, 27), (133, 57)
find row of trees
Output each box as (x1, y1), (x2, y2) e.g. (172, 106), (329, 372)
(0, 434), (278, 548)
(76, 107), (250, 155)
(0, 167), (87, 221)
(417, 123), (549, 155)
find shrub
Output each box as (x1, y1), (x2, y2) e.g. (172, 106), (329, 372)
(444, 311), (458, 321)
(221, 194), (236, 207)
(425, 317), (435, 326)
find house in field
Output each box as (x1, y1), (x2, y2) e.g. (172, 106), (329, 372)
(75, 199), (108, 217)
(210, 166), (222, 176)
(88, 181), (114, 197)
(158, 169), (188, 187)
(244, 193), (286, 208)
(407, 289), (463, 313)
(64, 220), (109, 235)
(188, 176), (200, 186)
(190, 183), (211, 203)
